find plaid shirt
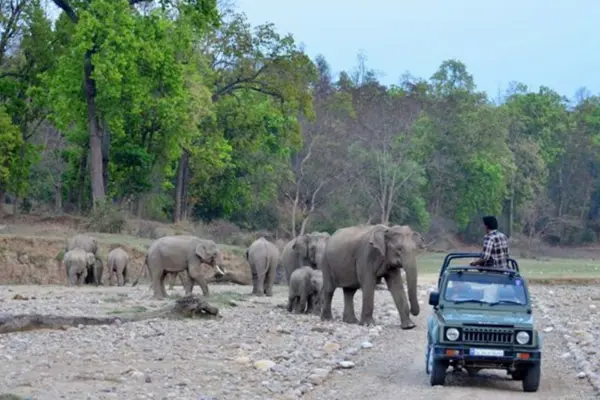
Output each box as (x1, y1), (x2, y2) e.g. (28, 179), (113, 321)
(481, 230), (509, 268)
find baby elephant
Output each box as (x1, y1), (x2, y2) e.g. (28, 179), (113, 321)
(63, 248), (96, 286)
(107, 247), (129, 286)
(288, 266), (323, 315)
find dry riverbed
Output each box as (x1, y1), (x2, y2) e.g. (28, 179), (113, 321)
(0, 283), (597, 400)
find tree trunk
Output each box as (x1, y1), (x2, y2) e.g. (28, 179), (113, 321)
(84, 50), (106, 206)
(0, 187), (4, 216)
(55, 178), (62, 212)
(77, 151), (87, 213)
(102, 117), (110, 196)
(173, 150), (189, 223)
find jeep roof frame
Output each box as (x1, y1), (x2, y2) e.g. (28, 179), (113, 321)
(437, 252), (521, 288)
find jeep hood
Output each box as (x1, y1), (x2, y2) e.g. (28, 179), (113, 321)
(441, 309), (534, 326)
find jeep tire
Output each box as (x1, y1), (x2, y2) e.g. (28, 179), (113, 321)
(522, 364), (541, 392)
(430, 358), (447, 386)
(511, 369), (526, 381)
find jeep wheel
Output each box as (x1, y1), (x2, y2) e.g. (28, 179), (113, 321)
(522, 364), (541, 392)
(425, 342), (432, 375)
(511, 369), (526, 381)
(428, 347), (447, 386)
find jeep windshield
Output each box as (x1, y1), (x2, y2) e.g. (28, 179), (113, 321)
(443, 271), (528, 305)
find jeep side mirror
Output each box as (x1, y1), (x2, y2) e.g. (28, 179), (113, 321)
(429, 291), (439, 306)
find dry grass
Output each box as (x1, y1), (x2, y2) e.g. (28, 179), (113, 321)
(416, 251), (600, 285)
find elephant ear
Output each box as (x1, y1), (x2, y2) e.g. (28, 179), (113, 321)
(369, 226), (388, 257)
(195, 241), (216, 263)
(86, 253), (96, 265)
(292, 235), (309, 256)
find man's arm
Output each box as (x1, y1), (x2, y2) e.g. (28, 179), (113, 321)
(470, 236), (493, 266)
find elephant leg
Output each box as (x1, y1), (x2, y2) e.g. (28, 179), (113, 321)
(264, 261), (276, 297)
(167, 273), (176, 290)
(67, 266), (76, 286)
(306, 294), (314, 314)
(249, 262), (259, 295)
(385, 269), (415, 330)
(117, 266), (125, 287)
(107, 266), (114, 286)
(287, 295), (295, 312)
(342, 288), (359, 324)
(150, 266), (165, 300)
(78, 268), (87, 285)
(188, 264), (209, 296)
(294, 294), (306, 313)
(321, 285), (335, 321)
(359, 279), (376, 326)
(180, 271), (194, 295)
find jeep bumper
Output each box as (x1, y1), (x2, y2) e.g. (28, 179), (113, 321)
(432, 344), (541, 366)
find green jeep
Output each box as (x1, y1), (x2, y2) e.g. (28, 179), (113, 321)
(425, 252), (542, 392)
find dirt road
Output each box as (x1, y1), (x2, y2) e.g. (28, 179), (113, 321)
(0, 283), (597, 399)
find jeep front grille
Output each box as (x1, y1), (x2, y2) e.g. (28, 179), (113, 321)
(463, 327), (514, 344)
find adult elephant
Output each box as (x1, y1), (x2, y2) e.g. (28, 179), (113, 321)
(132, 235), (225, 300)
(320, 224), (421, 329)
(281, 232), (330, 283)
(65, 234), (98, 255)
(245, 237), (280, 296)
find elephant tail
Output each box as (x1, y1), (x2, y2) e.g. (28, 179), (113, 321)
(131, 254), (148, 287)
(244, 249), (249, 261)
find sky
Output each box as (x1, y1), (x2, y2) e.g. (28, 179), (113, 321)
(236, 0), (600, 100)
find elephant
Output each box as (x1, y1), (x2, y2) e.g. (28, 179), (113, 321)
(65, 234), (98, 255)
(273, 238), (286, 284)
(287, 266), (323, 315)
(132, 235), (225, 300)
(108, 247), (129, 286)
(281, 232), (330, 283)
(319, 224), (421, 329)
(245, 237), (280, 296)
(84, 256), (104, 286)
(63, 248), (96, 286)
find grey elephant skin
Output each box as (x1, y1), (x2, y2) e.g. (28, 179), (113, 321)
(273, 238), (286, 284)
(63, 248), (96, 286)
(287, 266), (323, 314)
(281, 232), (330, 283)
(132, 235), (225, 300)
(320, 224), (421, 329)
(65, 234), (103, 285)
(84, 257), (104, 286)
(108, 247), (129, 286)
(245, 237), (280, 296)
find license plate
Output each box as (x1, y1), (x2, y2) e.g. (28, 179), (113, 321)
(469, 348), (504, 357)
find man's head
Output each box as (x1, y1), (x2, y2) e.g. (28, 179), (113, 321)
(482, 215), (498, 233)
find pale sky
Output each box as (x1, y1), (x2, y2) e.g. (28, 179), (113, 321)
(237, 0), (600, 100)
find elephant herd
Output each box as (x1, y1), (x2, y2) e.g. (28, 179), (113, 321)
(61, 223), (425, 328)
(62, 234), (129, 286)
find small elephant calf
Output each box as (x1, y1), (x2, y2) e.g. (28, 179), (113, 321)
(288, 266), (323, 315)
(63, 248), (96, 286)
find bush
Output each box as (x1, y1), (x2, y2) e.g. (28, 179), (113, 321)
(86, 202), (127, 233)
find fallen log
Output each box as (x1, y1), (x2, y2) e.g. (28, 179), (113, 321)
(207, 272), (250, 286)
(0, 295), (220, 334)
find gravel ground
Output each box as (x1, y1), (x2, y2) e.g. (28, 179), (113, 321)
(0, 282), (597, 400)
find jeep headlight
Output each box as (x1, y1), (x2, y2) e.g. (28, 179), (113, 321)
(446, 327), (460, 341)
(516, 331), (530, 345)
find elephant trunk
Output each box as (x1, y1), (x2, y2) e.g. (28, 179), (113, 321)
(404, 256), (420, 316)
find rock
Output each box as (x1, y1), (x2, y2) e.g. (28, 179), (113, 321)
(307, 368), (330, 385)
(360, 341), (373, 349)
(323, 342), (341, 353)
(254, 359), (276, 371)
(145, 375), (152, 383)
(543, 327), (554, 333)
(338, 360), (355, 369)
(235, 356), (251, 364)
(577, 371), (587, 379)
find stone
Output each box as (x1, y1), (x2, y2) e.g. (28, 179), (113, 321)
(254, 359), (276, 371)
(323, 342), (341, 353)
(338, 360), (355, 369)
(360, 341), (373, 349)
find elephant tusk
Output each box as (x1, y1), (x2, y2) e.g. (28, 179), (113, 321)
(215, 265), (225, 276)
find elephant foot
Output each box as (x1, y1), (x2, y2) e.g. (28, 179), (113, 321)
(342, 314), (359, 324)
(320, 310), (333, 321)
(359, 316), (376, 326)
(400, 319), (416, 330)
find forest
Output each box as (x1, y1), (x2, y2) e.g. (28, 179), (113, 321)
(1, 0), (600, 246)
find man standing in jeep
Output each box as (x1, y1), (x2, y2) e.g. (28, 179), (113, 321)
(470, 215), (510, 268)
